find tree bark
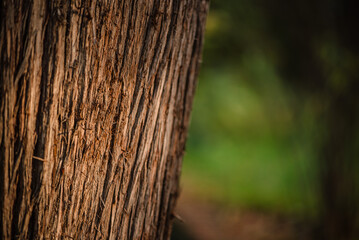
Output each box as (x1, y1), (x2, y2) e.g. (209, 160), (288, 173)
(0, 0), (208, 239)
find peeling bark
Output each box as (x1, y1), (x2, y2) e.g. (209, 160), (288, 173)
(0, 0), (208, 239)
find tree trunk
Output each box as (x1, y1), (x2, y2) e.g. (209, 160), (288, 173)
(319, 2), (359, 238)
(0, 0), (208, 239)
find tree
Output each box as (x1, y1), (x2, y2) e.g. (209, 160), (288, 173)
(0, 0), (208, 239)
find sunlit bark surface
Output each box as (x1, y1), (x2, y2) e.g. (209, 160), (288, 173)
(0, 0), (208, 239)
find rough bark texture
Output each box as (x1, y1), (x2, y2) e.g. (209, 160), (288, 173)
(0, 0), (208, 239)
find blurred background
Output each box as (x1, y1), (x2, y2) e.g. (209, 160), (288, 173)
(172, 0), (359, 239)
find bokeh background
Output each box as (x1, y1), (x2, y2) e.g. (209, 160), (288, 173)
(172, 0), (359, 240)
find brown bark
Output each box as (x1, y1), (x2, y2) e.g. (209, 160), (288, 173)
(0, 0), (208, 239)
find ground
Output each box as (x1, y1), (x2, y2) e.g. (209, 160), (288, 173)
(172, 192), (313, 240)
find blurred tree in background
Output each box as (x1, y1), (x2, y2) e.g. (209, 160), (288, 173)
(181, 0), (359, 239)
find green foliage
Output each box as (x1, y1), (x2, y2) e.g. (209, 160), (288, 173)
(182, 0), (359, 238)
(183, 65), (319, 216)
(181, 4), (323, 217)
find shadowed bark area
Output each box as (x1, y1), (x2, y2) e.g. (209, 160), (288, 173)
(0, 0), (208, 239)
